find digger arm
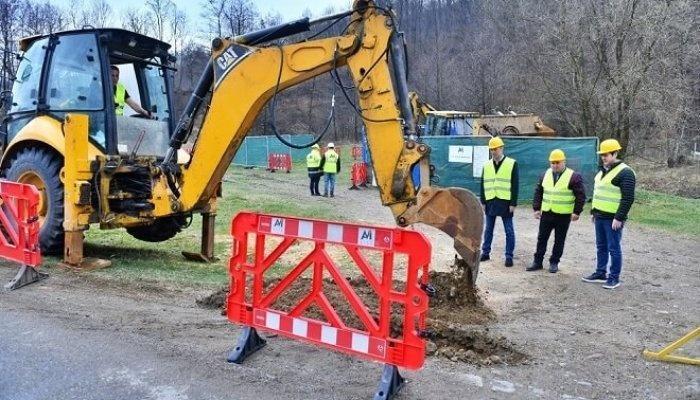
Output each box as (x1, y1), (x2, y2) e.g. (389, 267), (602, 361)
(409, 91), (436, 127)
(169, 1), (483, 282)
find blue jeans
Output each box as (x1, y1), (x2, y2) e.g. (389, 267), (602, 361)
(324, 173), (336, 195)
(482, 215), (515, 260)
(595, 217), (623, 280)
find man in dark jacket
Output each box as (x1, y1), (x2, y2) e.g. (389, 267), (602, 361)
(528, 149), (586, 273)
(306, 144), (322, 196)
(480, 136), (519, 267)
(582, 139), (636, 289)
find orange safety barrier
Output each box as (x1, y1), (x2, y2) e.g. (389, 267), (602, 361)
(0, 180), (45, 290)
(349, 162), (369, 190)
(267, 153), (292, 173)
(226, 212), (433, 399)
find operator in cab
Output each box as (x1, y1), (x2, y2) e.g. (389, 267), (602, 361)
(110, 65), (155, 119)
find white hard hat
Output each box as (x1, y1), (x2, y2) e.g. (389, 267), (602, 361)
(328, 142), (335, 148)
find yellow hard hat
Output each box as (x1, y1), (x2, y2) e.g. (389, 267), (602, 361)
(598, 139), (622, 154)
(549, 149), (566, 162)
(488, 136), (504, 149)
(311, 144), (320, 149)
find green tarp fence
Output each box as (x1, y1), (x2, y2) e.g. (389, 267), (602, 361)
(420, 136), (599, 202)
(232, 134), (315, 167)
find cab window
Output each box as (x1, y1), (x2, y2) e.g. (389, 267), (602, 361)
(9, 38), (48, 114)
(46, 33), (106, 148)
(46, 34), (103, 111)
(142, 64), (170, 122)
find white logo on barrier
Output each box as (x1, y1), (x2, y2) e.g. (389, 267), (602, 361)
(376, 343), (385, 356)
(271, 218), (285, 235)
(358, 228), (375, 246)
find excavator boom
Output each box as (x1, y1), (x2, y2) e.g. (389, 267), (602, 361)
(164, 1), (483, 284)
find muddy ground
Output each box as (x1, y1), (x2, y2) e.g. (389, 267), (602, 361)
(1, 167), (699, 399)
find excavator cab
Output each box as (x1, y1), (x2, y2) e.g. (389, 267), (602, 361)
(3, 29), (175, 157)
(1, 29), (182, 255)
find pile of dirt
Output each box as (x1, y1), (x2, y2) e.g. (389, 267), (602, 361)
(196, 266), (524, 365)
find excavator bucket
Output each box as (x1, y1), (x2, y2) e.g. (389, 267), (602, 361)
(401, 186), (484, 286)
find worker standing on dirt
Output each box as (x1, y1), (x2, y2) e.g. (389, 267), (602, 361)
(110, 65), (154, 118)
(582, 139), (636, 289)
(528, 149), (586, 273)
(322, 143), (340, 198)
(480, 136), (519, 267)
(306, 144), (323, 196)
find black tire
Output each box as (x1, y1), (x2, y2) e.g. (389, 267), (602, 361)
(126, 215), (188, 242)
(4, 147), (65, 254)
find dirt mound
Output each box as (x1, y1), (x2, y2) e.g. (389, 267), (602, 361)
(196, 269), (524, 365)
(196, 288), (228, 311)
(427, 321), (526, 365)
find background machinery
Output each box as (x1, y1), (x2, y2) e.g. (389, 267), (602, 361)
(0, 1), (484, 284)
(410, 92), (556, 137)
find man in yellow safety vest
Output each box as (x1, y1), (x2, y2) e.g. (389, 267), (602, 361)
(582, 139), (636, 289)
(480, 136), (519, 267)
(110, 65), (155, 119)
(321, 143), (340, 198)
(528, 149), (586, 273)
(306, 144), (323, 196)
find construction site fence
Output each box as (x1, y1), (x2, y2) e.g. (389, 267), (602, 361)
(360, 135), (599, 202)
(232, 134), (315, 168)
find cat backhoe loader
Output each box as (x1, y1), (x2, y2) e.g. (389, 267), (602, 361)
(0, 1), (483, 284)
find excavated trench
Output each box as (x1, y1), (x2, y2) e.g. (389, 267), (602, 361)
(197, 261), (525, 365)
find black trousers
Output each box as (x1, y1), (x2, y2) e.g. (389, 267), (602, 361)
(533, 212), (572, 264)
(309, 173), (321, 195)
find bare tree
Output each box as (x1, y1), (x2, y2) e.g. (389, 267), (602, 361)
(121, 7), (153, 36)
(146, 0), (174, 41)
(222, 0), (259, 36)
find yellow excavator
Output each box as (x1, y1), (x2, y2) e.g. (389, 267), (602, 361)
(0, 1), (483, 284)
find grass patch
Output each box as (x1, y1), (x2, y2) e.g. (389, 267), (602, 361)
(70, 165), (338, 288)
(628, 189), (700, 236)
(522, 189), (700, 237)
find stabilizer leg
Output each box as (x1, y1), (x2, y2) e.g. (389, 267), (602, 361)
(183, 213), (218, 262)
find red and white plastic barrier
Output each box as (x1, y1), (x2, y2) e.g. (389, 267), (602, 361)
(226, 212), (433, 398)
(0, 180), (45, 290)
(267, 153), (292, 173)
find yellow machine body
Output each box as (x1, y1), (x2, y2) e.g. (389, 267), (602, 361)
(1, 1), (484, 283)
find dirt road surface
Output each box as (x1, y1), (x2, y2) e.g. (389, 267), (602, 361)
(1, 168), (698, 399)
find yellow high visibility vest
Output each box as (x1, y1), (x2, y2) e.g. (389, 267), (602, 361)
(323, 150), (339, 173)
(592, 163), (633, 214)
(114, 82), (126, 116)
(541, 167), (575, 214)
(483, 156), (515, 201)
(306, 150), (321, 168)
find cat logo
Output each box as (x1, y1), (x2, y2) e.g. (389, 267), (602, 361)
(213, 44), (251, 88)
(216, 47), (240, 70)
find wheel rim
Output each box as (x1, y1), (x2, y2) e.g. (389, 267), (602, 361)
(17, 171), (48, 227)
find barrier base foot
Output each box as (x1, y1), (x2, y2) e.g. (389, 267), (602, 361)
(227, 327), (267, 364)
(4, 265), (48, 291)
(374, 364), (405, 400)
(349, 185), (360, 190)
